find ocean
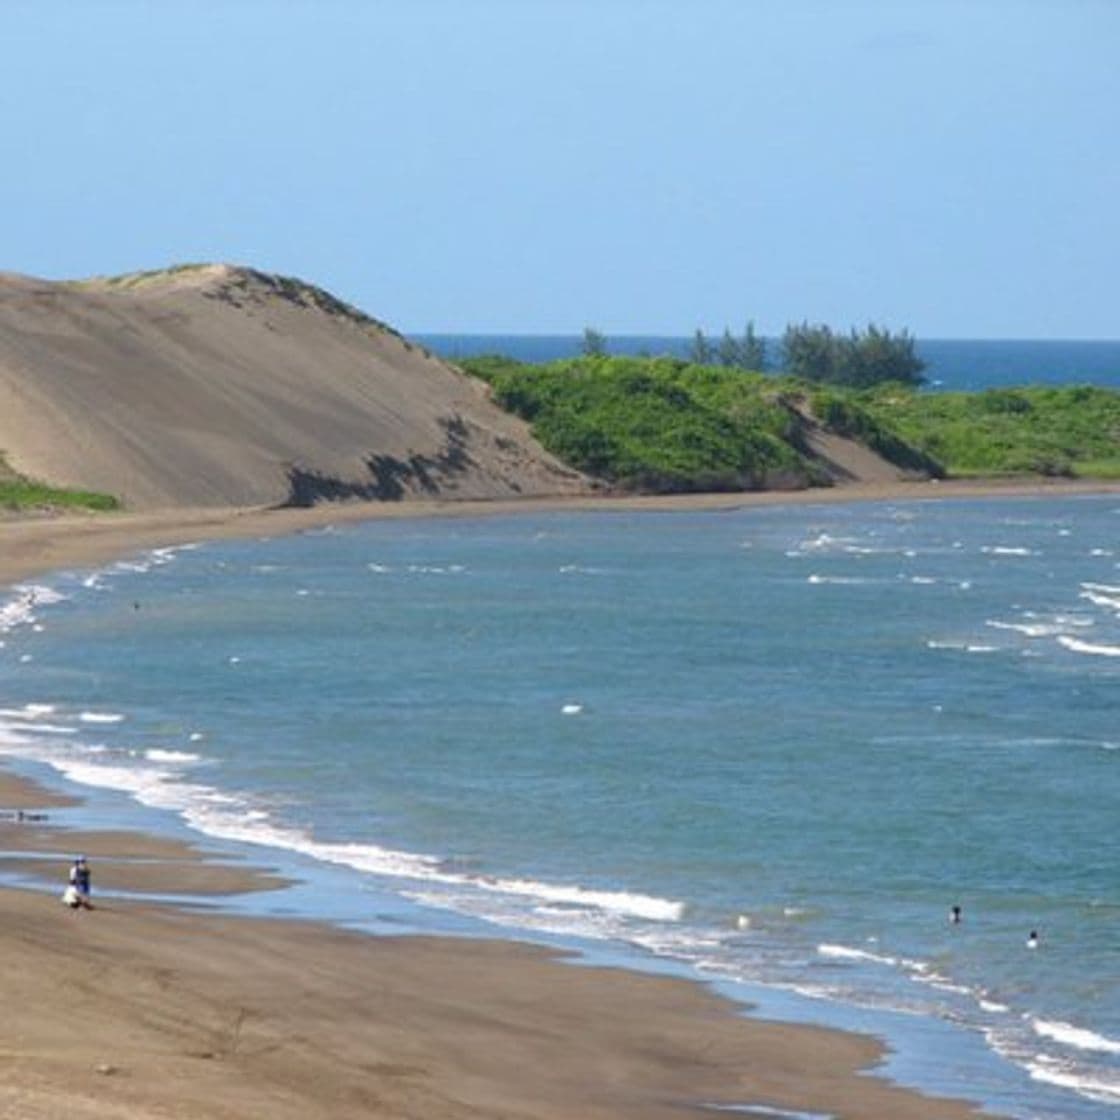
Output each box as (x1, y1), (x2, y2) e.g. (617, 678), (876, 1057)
(416, 334), (1120, 391)
(2, 494), (1118, 1118)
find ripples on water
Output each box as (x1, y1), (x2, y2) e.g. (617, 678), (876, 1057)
(1, 497), (1118, 1117)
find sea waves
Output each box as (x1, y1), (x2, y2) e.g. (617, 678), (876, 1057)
(4, 508), (1120, 1117)
(0, 709), (685, 933)
(814, 943), (1120, 1108)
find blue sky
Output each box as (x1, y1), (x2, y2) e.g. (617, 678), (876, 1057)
(3, 1), (1117, 337)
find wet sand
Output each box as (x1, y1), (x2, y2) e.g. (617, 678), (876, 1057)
(0, 767), (996, 1119)
(3, 476), (1117, 588)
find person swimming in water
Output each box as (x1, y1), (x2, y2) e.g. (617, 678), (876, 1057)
(949, 904), (962, 924)
(1027, 930), (1039, 949)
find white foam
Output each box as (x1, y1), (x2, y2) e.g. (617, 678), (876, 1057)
(1058, 636), (1120, 658)
(144, 749), (201, 764)
(79, 711), (125, 724)
(1033, 1018), (1120, 1055)
(489, 878), (682, 922)
(0, 703), (57, 720)
(19, 744), (686, 928)
(923, 977), (972, 995)
(981, 546), (1034, 556)
(1026, 1058), (1120, 1104)
(1080, 589), (1120, 611)
(797, 532), (855, 552)
(986, 619), (1064, 638)
(0, 585), (65, 633)
(561, 703), (583, 715)
(151, 543), (200, 560)
(806, 574), (867, 585)
(818, 943), (899, 967)
(979, 999), (1010, 1014)
(817, 943), (934, 982)
(112, 560), (153, 574)
(1054, 614), (1095, 628)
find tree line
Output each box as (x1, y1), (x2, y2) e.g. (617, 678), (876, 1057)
(582, 321), (926, 387)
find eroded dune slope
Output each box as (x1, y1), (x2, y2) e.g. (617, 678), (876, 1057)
(0, 265), (586, 509)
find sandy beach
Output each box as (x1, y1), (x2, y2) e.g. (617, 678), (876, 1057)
(4, 475), (1117, 587)
(0, 763), (995, 1120)
(6, 480), (1115, 1118)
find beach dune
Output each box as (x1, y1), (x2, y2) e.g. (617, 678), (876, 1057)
(0, 265), (586, 509)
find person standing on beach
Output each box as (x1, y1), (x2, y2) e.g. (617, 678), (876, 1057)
(68, 856), (93, 909)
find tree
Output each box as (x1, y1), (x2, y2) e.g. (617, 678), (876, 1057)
(836, 324), (925, 387)
(690, 328), (712, 365)
(718, 328), (740, 367)
(582, 326), (607, 358)
(781, 322), (837, 383)
(740, 320), (767, 371)
(781, 322), (924, 387)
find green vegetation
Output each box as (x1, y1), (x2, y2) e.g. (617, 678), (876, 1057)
(782, 322), (925, 387)
(862, 384), (1120, 478)
(462, 354), (1119, 492)
(67, 262), (216, 289)
(809, 389), (944, 476)
(461, 355), (928, 491)
(581, 327), (607, 357)
(0, 455), (120, 512)
(689, 321), (768, 371)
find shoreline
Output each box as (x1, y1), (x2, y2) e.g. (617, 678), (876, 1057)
(0, 769), (995, 1120)
(3, 475), (1118, 589)
(4, 481), (1111, 1117)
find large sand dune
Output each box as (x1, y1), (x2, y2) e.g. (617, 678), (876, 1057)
(0, 265), (587, 509)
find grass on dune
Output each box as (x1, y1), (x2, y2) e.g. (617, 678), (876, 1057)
(0, 456), (120, 512)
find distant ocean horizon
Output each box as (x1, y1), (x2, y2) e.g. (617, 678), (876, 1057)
(415, 335), (1120, 392)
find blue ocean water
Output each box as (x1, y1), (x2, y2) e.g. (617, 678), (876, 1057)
(2, 496), (1119, 1117)
(416, 334), (1120, 391)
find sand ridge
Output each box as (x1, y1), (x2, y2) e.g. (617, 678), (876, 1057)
(0, 265), (587, 509)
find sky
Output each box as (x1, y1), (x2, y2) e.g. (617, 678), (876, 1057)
(2, 0), (1117, 338)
